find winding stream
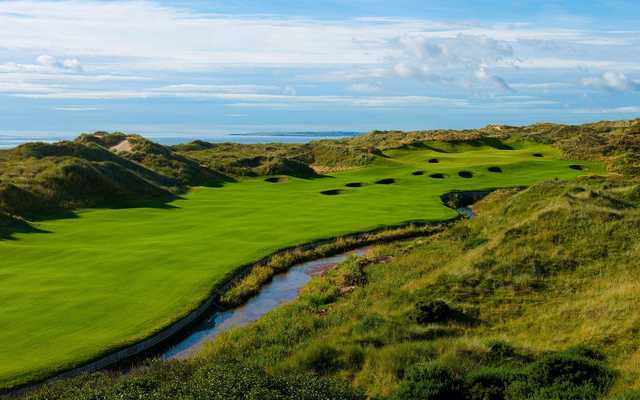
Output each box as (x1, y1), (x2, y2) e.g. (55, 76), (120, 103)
(163, 247), (370, 359)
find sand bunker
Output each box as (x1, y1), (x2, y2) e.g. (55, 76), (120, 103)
(320, 189), (344, 196)
(109, 139), (133, 153)
(429, 173), (446, 179)
(488, 166), (502, 173)
(458, 171), (474, 178)
(264, 177), (288, 183)
(375, 178), (396, 185)
(345, 182), (363, 187)
(412, 171), (425, 176)
(428, 158), (440, 163)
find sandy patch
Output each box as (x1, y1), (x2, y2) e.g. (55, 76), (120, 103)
(109, 139), (133, 153)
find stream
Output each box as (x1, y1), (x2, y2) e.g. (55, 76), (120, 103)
(163, 247), (370, 359)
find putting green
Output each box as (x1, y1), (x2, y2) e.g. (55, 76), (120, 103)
(0, 141), (603, 389)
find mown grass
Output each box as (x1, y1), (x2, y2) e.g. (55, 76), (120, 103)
(0, 140), (600, 390)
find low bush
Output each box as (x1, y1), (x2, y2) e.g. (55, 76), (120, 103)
(390, 363), (463, 400)
(465, 367), (521, 400)
(506, 349), (615, 400)
(295, 344), (343, 374)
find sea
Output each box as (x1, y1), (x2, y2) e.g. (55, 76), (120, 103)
(0, 131), (361, 149)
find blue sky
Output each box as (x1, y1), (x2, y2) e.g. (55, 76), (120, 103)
(0, 1), (639, 138)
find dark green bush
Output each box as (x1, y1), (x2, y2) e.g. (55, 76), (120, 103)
(296, 344), (343, 374)
(465, 367), (520, 400)
(506, 349), (615, 400)
(391, 363), (463, 400)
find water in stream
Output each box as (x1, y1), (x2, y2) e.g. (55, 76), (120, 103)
(163, 247), (369, 359)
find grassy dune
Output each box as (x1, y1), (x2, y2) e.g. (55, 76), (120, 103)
(0, 139), (601, 389)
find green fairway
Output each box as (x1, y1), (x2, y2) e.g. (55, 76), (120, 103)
(0, 140), (603, 389)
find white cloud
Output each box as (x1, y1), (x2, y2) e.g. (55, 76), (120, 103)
(14, 87), (467, 109)
(53, 106), (102, 111)
(347, 83), (382, 93)
(156, 84), (280, 94)
(36, 54), (83, 72)
(283, 85), (297, 96)
(0, 0), (638, 107)
(475, 65), (513, 92)
(572, 106), (640, 114)
(389, 33), (516, 90)
(581, 71), (640, 92)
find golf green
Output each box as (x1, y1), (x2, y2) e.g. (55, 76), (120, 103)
(0, 141), (603, 389)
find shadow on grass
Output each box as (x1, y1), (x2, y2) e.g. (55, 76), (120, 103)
(0, 218), (51, 241)
(405, 142), (451, 153)
(446, 138), (515, 151)
(2, 193), (184, 240)
(101, 194), (183, 211)
(412, 300), (480, 327)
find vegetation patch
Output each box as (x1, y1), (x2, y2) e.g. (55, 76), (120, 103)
(375, 178), (396, 185)
(458, 171), (474, 178)
(412, 300), (475, 325)
(430, 173), (446, 179)
(570, 164), (584, 170)
(412, 171), (425, 176)
(532, 153), (544, 157)
(428, 158), (440, 163)
(488, 166), (503, 173)
(345, 182), (364, 187)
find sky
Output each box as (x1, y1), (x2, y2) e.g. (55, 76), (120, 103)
(0, 0), (639, 138)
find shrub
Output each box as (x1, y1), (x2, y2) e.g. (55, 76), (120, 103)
(336, 257), (368, 287)
(506, 350), (615, 400)
(391, 363), (463, 400)
(465, 367), (521, 400)
(412, 300), (474, 325)
(296, 344), (343, 374)
(342, 345), (366, 370)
